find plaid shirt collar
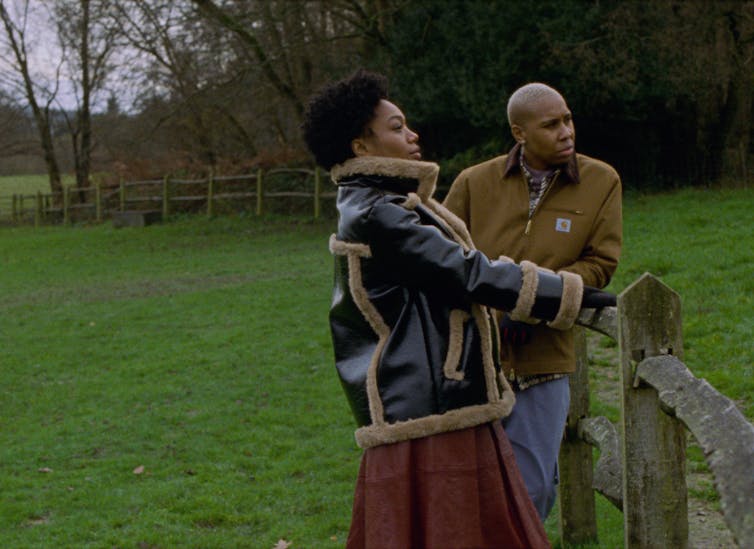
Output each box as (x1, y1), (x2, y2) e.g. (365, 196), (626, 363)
(519, 147), (558, 188)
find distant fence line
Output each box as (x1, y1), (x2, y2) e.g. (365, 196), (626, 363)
(0, 167), (336, 225)
(562, 273), (753, 548)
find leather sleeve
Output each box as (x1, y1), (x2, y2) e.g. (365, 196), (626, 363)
(365, 197), (564, 319)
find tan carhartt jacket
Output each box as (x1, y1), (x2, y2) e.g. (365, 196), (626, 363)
(444, 145), (622, 375)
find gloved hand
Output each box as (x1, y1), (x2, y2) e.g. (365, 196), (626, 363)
(499, 314), (533, 344)
(581, 286), (617, 308)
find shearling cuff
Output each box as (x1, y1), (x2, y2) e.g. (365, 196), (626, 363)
(509, 260), (539, 322)
(498, 256), (550, 325)
(546, 270), (584, 330)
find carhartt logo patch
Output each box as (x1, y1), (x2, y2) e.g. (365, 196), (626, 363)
(556, 218), (572, 233)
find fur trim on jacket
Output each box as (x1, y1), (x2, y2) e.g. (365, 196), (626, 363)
(328, 156), (575, 448)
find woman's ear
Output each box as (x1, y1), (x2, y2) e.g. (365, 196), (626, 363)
(351, 138), (370, 157)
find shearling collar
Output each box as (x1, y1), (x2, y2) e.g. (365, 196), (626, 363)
(330, 156), (440, 203)
(502, 142), (580, 184)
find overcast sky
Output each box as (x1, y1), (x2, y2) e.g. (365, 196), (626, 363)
(0, 1), (134, 113)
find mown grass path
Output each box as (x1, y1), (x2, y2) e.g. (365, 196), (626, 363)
(1, 187), (750, 547)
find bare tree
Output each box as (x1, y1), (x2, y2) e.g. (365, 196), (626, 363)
(0, 0), (63, 194)
(111, 0), (238, 169)
(0, 91), (41, 160)
(191, 0), (400, 120)
(96, 0), (402, 173)
(179, 0), (403, 164)
(193, 0), (306, 118)
(53, 0), (119, 189)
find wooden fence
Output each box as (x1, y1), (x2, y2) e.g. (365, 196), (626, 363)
(1, 167), (335, 225)
(562, 273), (753, 548)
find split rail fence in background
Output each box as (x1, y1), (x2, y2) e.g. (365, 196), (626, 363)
(1, 167), (334, 226)
(562, 273), (753, 548)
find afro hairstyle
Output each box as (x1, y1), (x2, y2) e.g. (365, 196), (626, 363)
(301, 69), (388, 170)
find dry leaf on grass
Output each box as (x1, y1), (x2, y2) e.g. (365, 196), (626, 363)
(133, 465), (145, 475)
(38, 467), (53, 473)
(273, 540), (292, 549)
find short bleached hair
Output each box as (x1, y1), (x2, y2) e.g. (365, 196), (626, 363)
(507, 83), (563, 126)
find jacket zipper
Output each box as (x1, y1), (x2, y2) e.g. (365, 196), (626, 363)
(524, 171), (560, 236)
(510, 170), (563, 382)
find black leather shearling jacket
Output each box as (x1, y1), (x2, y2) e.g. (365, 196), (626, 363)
(328, 157), (580, 448)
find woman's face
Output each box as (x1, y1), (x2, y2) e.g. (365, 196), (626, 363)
(353, 100), (421, 160)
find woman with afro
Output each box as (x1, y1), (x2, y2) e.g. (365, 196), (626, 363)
(302, 69), (614, 548)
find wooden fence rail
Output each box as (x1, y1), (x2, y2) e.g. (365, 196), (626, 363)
(562, 273), (753, 548)
(1, 167), (335, 225)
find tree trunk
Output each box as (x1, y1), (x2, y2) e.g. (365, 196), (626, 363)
(708, 5), (753, 183)
(721, 76), (752, 182)
(0, 4), (63, 199)
(79, 0), (92, 187)
(37, 109), (63, 199)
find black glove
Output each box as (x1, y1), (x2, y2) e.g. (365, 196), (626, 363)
(581, 286), (617, 308)
(499, 314), (533, 344)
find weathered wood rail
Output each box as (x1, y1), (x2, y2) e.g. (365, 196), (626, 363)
(561, 273), (753, 548)
(2, 167), (335, 225)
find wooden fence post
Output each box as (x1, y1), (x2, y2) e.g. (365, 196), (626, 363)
(63, 186), (71, 226)
(19, 194), (25, 219)
(119, 177), (125, 212)
(34, 191), (42, 227)
(256, 168), (263, 215)
(558, 326), (598, 544)
(207, 168), (215, 218)
(618, 273), (687, 548)
(12, 194), (17, 222)
(313, 167), (321, 219)
(95, 180), (102, 222)
(162, 175), (170, 218)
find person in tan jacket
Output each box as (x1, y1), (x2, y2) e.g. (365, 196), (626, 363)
(443, 82), (622, 520)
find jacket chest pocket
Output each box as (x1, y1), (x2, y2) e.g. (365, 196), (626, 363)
(535, 207), (587, 251)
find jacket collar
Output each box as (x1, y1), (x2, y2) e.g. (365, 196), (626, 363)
(330, 156), (440, 203)
(502, 142), (580, 184)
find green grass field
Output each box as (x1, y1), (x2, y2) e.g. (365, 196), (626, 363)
(0, 174), (75, 221)
(0, 174), (55, 197)
(1, 187), (751, 547)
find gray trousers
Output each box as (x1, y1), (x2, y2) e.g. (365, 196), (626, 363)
(502, 376), (571, 521)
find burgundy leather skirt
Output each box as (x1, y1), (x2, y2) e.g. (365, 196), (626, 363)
(346, 421), (551, 548)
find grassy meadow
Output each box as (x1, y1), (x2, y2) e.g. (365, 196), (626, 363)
(0, 175), (73, 222)
(0, 186), (751, 547)
(0, 174), (55, 197)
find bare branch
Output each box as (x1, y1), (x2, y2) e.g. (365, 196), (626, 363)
(192, 0), (304, 118)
